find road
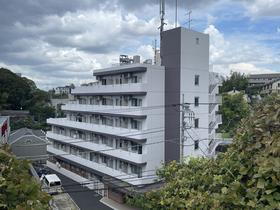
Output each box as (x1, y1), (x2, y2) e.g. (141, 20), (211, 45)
(48, 168), (112, 210)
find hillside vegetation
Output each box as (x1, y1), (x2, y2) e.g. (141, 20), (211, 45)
(0, 68), (55, 130)
(0, 146), (50, 209)
(128, 95), (280, 209)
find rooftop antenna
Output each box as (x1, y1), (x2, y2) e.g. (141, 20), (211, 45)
(175, 0), (178, 28)
(159, 0), (166, 33)
(159, 0), (166, 66)
(186, 10), (192, 29)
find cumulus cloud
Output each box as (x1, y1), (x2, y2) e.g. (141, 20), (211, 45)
(240, 0), (280, 17)
(205, 25), (279, 75)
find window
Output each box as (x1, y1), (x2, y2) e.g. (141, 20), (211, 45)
(194, 75), (199, 86)
(194, 118), (199, 128)
(101, 79), (106, 85)
(194, 140), (199, 150)
(278, 83), (280, 87)
(196, 37), (199, 45)
(101, 156), (108, 164)
(131, 119), (142, 130)
(131, 98), (142, 107)
(194, 97), (199, 107)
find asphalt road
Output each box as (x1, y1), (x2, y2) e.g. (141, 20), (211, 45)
(47, 168), (112, 210)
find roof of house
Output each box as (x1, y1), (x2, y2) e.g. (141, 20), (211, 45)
(249, 73), (280, 79)
(8, 128), (47, 145)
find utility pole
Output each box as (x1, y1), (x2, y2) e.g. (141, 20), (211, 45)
(180, 94), (195, 162)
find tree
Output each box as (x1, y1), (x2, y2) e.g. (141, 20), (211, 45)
(220, 72), (249, 93)
(0, 68), (55, 130)
(0, 147), (51, 209)
(219, 93), (249, 136)
(127, 95), (280, 210)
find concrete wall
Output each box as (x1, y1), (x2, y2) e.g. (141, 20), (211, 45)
(161, 27), (210, 161)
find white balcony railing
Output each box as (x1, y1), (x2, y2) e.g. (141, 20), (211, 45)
(72, 83), (147, 95)
(62, 103), (146, 116)
(47, 118), (145, 140)
(46, 132), (144, 164)
(47, 146), (153, 185)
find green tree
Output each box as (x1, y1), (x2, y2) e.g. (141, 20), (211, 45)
(0, 147), (51, 209)
(0, 68), (55, 130)
(128, 95), (280, 210)
(220, 72), (249, 93)
(219, 93), (249, 136)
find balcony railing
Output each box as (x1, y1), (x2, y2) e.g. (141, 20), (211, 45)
(47, 118), (145, 140)
(72, 83), (147, 95)
(46, 132), (144, 164)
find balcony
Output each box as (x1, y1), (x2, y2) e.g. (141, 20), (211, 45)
(46, 132), (144, 164)
(72, 83), (147, 95)
(47, 118), (145, 140)
(47, 146), (151, 185)
(62, 103), (146, 117)
(208, 114), (222, 134)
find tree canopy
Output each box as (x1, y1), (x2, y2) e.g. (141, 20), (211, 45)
(0, 68), (55, 130)
(0, 146), (50, 209)
(220, 72), (249, 93)
(128, 95), (280, 209)
(219, 92), (250, 136)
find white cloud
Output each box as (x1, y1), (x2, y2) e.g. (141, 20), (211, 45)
(205, 24), (279, 75)
(241, 0), (280, 17)
(229, 63), (275, 75)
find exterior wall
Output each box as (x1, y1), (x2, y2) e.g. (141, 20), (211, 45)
(261, 80), (280, 94)
(161, 27), (212, 160)
(161, 28), (181, 162)
(47, 64), (165, 186)
(180, 28), (210, 157)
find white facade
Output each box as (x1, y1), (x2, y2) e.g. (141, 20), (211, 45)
(47, 64), (165, 186)
(46, 27), (223, 191)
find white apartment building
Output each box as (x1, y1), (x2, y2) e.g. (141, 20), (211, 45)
(46, 27), (222, 202)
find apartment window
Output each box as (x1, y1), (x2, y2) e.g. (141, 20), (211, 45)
(194, 140), (199, 150)
(194, 97), (199, 107)
(120, 118), (129, 128)
(101, 156), (107, 164)
(101, 79), (107, 85)
(115, 98), (121, 106)
(278, 83), (280, 87)
(119, 161), (128, 173)
(131, 98), (142, 107)
(131, 119), (142, 130)
(194, 75), (199, 86)
(196, 37), (199, 45)
(194, 118), (199, 128)
(131, 142), (142, 154)
(131, 165), (142, 178)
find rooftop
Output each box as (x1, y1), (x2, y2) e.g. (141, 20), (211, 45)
(8, 127), (46, 144)
(93, 63), (163, 76)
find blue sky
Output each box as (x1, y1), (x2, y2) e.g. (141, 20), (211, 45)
(0, 0), (279, 89)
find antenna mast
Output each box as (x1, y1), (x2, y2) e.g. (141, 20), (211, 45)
(186, 10), (192, 29)
(159, 0), (166, 33)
